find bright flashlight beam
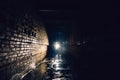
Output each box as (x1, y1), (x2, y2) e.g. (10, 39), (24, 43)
(54, 42), (61, 50)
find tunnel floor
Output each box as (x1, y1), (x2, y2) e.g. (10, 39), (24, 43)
(22, 54), (73, 80)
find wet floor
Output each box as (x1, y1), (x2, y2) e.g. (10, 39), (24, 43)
(22, 54), (73, 80)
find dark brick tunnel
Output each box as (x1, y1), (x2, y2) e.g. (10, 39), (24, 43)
(0, 9), (49, 80)
(0, 2), (119, 80)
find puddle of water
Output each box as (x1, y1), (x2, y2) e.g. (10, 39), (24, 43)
(22, 57), (73, 80)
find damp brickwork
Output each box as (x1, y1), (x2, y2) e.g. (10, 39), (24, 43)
(0, 14), (49, 80)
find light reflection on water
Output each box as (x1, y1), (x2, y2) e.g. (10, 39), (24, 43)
(22, 57), (73, 80)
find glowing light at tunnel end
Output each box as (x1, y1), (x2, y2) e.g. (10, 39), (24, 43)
(54, 42), (61, 50)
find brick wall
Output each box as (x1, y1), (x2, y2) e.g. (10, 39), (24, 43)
(0, 14), (49, 80)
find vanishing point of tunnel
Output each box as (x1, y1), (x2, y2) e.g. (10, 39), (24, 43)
(0, 2), (117, 80)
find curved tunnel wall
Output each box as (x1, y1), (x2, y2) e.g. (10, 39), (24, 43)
(0, 13), (49, 80)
